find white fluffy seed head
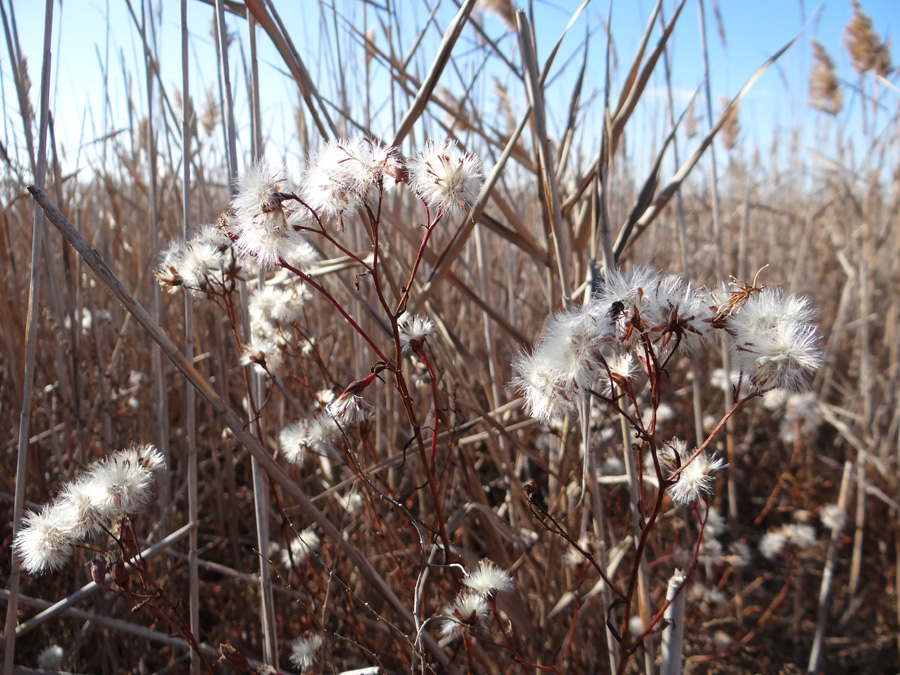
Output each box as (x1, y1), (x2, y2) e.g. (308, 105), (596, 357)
(441, 592), (489, 639)
(281, 527), (321, 568)
(820, 504), (846, 531)
(86, 445), (166, 516)
(594, 266), (661, 343)
(759, 530), (787, 559)
(14, 507), (78, 574)
(512, 350), (577, 423)
(36, 645), (65, 670)
(13, 445), (165, 575)
(782, 523), (816, 549)
(289, 634), (324, 670)
(229, 160), (308, 267)
(779, 391), (821, 443)
(462, 559), (514, 597)
(326, 391), (373, 425)
(240, 335), (283, 375)
(398, 314), (435, 355)
(726, 288), (822, 392)
(302, 139), (366, 224)
(408, 139), (483, 216)
(661, 441), (727, 506)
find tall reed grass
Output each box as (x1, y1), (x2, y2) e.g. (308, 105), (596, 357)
(1, 1), (898, 674)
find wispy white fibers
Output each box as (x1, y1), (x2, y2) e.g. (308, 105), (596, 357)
(228, 160), (308, 266)
(408, 139), (483, 216)
(726, 287), (821, 392)
(14, 445), (166, 574)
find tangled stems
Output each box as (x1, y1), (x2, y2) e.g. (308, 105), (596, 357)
(278, 258), (389, 364)
(280, 196), (455, 559)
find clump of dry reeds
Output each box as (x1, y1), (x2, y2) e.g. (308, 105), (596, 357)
(2, 2), (899, 674)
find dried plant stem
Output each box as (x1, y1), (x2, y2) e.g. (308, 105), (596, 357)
(848, 452), (866, 599)
(390, 0), (477, 147)
(616, 395), (655, 675)
(13, 523), (193, 638)
(0, 588), (239, 666)
(660, 569), (686, 675)
(180, 1), (199, 671)
(808, 460), (853, 673)
(213, 0), (278, 662)
(697, 0), (737, 531)
(516, 9), (571, 305)
(3, 2), (53, 671)
(659, 5), (704, 446)
(141, 0), (171, 537)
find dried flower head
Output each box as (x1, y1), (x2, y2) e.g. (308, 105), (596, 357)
(809, 39), (843, 115)
(240, 335), (284, 375)
(14, 506), (78, 574)
(280, 527), (321, 568)
(726, 287), (821, 392)
(279, 415), (341, 460)
(398, 313), (435, 355)
(302, 138), (402, 225)
(463, 559), (514, 597)
(760, 530), (786, 560)
(820, 504), (846, 532)
(229, 160), (307, 267)
(843, 1), (892, 76)
(512, 350), (577, 423)
(440, 592), (489, 639)
(782, 523), (816, 550)
(661, 440), (727, 506)
(36, 645), (65, 671)
(289, 633), (324, 671)
(14, 445), (165, 575)
(779, 391), (821, 443)
(408, 139), (483, 216)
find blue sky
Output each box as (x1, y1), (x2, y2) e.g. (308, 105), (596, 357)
(3, 0), (897, 182)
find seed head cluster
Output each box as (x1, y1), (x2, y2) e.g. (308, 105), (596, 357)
(14, 444), (166, 574)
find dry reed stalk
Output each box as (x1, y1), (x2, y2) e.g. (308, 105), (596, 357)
(139, 0), (172, 537)
(658, 5), (703, 446)
(808, 460), (853, 673)
(516, 9), (571, 305)
(660, 569), (686, 675)
(3, 2), (53, 671)
(616, 403), (655, 675)
(244, 0), (336, 139)
(390, 0), (476, 147)
(29, 185), (451, 667)
(212, 0), (277, 664)
(615, 34), (798, 259)
(696, 0), (735, 533)
(179, 1), (200, 672)
(1, 588), (239, 667)
(13, 523), (192, 638)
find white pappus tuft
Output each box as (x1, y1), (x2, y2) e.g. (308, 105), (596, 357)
(13, 444), (165, 575)
(398, 314), (435, 355)
(660, 440), (727, 506)
(408, 139), (483, 216)
(228, 160), (308, 267)
(289, 633), (324, 670)
(462, 559), (514, 597)
(726, 287), (822, 392)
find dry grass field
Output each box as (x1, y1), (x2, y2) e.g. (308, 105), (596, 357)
(1, 1), (898, 674)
